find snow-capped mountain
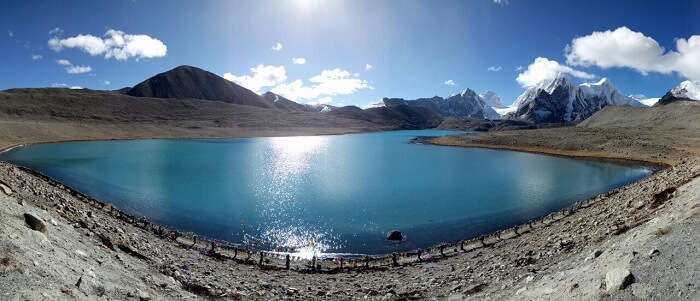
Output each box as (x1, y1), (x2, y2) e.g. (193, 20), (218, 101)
(479, 91), (506, 108)
(658, 80), (700, 105)
(509, 74), (643, 123)
(383, 88), (500, 120)
(629, 94), (660, 107)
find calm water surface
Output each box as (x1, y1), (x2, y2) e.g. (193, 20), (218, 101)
(0, 130), (652, 256)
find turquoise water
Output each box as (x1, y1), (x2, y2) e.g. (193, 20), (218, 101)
(0, 130), (652, 256)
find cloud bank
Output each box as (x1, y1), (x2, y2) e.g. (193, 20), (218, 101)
(49, 29), (167, 61)
(223, 64), (287, 93)
(565, 26), (700, 80)
(516, 57), (595, 87)
(270, 68), (371, 103)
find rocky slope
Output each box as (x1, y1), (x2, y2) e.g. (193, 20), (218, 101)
(510, 74), (643, 123)
(479, 91), (506, 109)
(329, 103), (443, 129)
(261, 92), (313, 112)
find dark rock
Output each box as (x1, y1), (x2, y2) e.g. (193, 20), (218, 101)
(463, 283), (487, 295)
(651, 187), (676, 209)
(386, 230), (403, 241)
(23, 213), (47, 234)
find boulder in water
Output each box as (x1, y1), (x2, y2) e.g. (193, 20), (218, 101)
(386, 230), (403, 241)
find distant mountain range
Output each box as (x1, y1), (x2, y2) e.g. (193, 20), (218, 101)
(120, 65), (696, 127)
(382, 88), (499, 120)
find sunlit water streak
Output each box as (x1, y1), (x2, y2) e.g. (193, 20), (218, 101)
(0, 130), (654, 256)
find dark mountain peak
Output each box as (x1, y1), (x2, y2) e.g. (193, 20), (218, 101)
(127, 65), (273, 108)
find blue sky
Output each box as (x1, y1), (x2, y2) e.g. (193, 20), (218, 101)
(1, 0), (698, 106)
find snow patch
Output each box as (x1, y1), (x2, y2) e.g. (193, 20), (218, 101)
(670, 80), (700, 101)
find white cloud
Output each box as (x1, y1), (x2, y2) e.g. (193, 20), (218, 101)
(103, 80), (111, 85)
(7, 30), (13, 38)
(66, 65), (92, 74)
(270, 68), (371, 104)
(365, 64), (373, 71)
(55, 59), (92, 74)
(516, 57), (595, 87)
(515, 65), (524, 71)
(565, 26), (700, 81)
(292, 57), (306, 64)
(48, 27), (63, 36)
(493, 0), (509, 5)
(31, 54), (43, 60)
(487, 66), (502, 72)
(51, 83), (83, 89)
(444, 79), (456, 86)
(48, 29), (167, 61)
(271, 42), (283, 51)
(223, 64), (287, 93)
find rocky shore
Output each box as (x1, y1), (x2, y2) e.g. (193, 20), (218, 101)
(1, 102), (699, 300)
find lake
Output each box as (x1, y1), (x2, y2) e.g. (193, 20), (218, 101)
(0, 130), (653, 256)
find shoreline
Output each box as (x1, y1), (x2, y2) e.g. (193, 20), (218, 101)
(423, 135), (672, 168)
(2, 125), (699, 300)
(0, 131), (667, 259)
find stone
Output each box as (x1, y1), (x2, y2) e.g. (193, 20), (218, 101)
(648, 248), (660, 258)
(386, 230), (403, 241)
(136, 288), (151, 301)
(463, 283), (487, 295)
(650, 187), (676, 208)
(585, 249), (603, 262)
(605, 268), (635, 291)
(0, 182), (12, 195)
(76, 270), (105, 296)
(23, 213), (47, 234)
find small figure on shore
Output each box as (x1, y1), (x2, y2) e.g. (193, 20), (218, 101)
(285, 254), (290, 270)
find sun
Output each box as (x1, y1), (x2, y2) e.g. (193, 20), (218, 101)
(291, 0), (323, 13)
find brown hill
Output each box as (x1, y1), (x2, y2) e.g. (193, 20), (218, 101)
(577, 101), (700, 131)
(127, 65), (273, 108)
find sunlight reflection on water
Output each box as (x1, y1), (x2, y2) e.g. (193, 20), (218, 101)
(246, 136), (341, 257)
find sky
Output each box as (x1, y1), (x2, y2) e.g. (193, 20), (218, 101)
(1, 0), (699, 107)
